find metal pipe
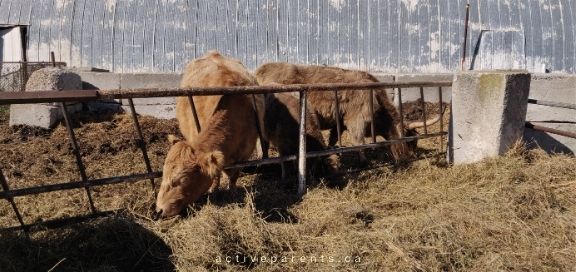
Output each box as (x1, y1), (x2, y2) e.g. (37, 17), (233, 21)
(297, 91), (307, 197)
(527, 99), (576, 110)
(0, 130), (447, 200)
(0, 169), (26, 230)
(225, 132), (446, 170)
(461, 3), (471, 71)
(439, 87), (444, 153)
(60, 103), (97, 214)
(525, 122), (576, 139)
(420, 87), (428, 134)
(334, 90), (342, 147)
(250, 94), (268, 159)
(187, 96), (201, 133)
(50, 52), (56, 67)
(0, 172), (161, 199)
(127, 98), (156, 191)
(0, 81), (453, 105)
(398, 88), (405, 134)
(369, 89), (376, 143)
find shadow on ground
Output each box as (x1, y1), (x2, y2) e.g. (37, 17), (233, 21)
(0, 216), (174, 272)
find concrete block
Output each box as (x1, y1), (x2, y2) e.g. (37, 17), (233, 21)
(122, 104), (176, 120)
(10, 68), (84, 128)
(523, 74), (576, 154)
(393, 74), (453, 104)
(449, 71), (531, 164)
(8, 103), (79, 128)
(120, 73), (181, 105)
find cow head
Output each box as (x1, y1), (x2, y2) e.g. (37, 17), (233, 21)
(155, 135), (224, 218)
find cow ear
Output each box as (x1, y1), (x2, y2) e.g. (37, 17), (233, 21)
(202, 150), (224, 177)
(168, 134), (181, 145)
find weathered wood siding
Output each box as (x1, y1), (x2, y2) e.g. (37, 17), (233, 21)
(1, 0), (575, 73)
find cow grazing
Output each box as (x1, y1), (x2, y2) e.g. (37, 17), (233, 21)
(255, 63), (440, 162)
(156, 51), (265, 218)
(263, 91), (340, 178)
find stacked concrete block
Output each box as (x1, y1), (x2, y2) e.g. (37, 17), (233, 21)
(449, 71), (531, 164)
(523, 74), (576, 154)
(9, 68), (83, 129)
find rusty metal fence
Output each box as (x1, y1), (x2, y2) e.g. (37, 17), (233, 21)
(0, 80), (451, 232)
(525, 99), (576, 139)
(0, 61), (66, 92)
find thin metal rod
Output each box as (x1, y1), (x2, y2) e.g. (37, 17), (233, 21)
(297, 91), (307, 197)
(525, 122), (576, 139)
(225, 132), (447, 170)
(250, 94), (268, 159)
(334, 90), (342, 146)
(527, 99), (576, 110)
(187, 95), (201, 133)
(0, 81), (453, 105)
(398, 88), (405, 134)
(420, 87), (428, 135)
(461, 3), (471, 71)
(60, 103), (97, 214)
(127, 98), (155, 191)
(439, 87), (444, 153)
(0, 169), (26, 230)
(0, 129), (446, 200)
(369, 89), (376, 143)
(0, 172), (161, 199)
(50, 52), (56, 67)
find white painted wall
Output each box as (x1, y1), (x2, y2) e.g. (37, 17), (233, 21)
(0, 27), (23, 62)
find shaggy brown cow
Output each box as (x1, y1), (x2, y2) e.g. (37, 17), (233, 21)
(156, 51), (264, 218)
(255, 62), (440, 162)
(263, 91), (340, 178)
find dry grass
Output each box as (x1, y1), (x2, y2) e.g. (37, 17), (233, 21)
(0, 106), (575, 271)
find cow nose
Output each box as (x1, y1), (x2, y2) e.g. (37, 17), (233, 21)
(152, 207), (163, 220)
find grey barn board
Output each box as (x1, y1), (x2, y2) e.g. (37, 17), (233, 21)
(1, 0), (576, 73)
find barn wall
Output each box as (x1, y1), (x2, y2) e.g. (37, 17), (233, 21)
(0, 0), (574, 73)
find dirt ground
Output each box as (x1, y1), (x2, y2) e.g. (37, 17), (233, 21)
(1, 102), (575, 271)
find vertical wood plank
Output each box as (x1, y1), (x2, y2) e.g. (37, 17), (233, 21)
(560, 0), (575, 73)
(101, 0), (116, 71)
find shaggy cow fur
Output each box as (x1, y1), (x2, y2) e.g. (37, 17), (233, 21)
(156, 51), (264, 218)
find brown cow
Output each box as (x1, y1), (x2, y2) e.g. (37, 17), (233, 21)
(263, 91), (340, 178)
(255, 62), (439, 162)
(155, 51), (264, 218)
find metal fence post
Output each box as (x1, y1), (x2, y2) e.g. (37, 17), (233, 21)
(187, 96), (202, 133)
(60, 102), (97, 214)
(127, 98), (156, 191)
(297, 91), (307, 197)
(0, 169), (27, 231)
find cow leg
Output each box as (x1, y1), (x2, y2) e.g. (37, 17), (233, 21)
(328, 127), (339, 146)
(281, 161), (287, 181)
(347, 120), (369, 163)
(208, 173), (222, 193)
(224, 169), (241, 189)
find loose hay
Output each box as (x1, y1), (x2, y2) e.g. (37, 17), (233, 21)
(0, 106), (575, 271)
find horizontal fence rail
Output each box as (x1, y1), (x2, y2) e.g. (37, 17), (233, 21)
(525, 122), (576, 139)
(0, 80), (451, 232)
(0, 81), (452, 105)
(528, 99), (576, 110)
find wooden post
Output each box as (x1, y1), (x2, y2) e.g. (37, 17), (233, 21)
(297, 91), (307, 196)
